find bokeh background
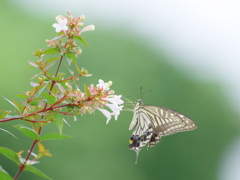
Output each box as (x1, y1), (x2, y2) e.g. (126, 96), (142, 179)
(1, 0), (240, 180)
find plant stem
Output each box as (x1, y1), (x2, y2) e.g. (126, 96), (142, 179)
(13, 56), (63, 180)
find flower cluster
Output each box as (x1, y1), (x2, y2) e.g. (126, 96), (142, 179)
(45, 11), (95, 56)
(66, 79), (124, 124)
(96, 80), (124, 124)
(52, 11), (95, 36)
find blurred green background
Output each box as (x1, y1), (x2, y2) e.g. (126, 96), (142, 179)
(1, 1), (240, 180)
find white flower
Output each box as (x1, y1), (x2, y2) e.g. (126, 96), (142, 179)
(97, 108), (113, 124)
(104, 95), (124, 105)
(106, 103), (123, 120)
(20, 158), (39, 165)
(18, 151), (39, 165)
(98, 95), (124, 123)
(19, 153), (39, 165)
(52, 17), (68, 33)
(81, 25), (95, 33)
(96, 79), (112, 91)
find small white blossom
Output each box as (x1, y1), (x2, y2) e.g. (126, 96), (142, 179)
(20, 158), (39, 165)
(97, 79), (112, 91)
(18, 151), (39, 165)
(81, 25), (95, 33)
(105, 103), (123, 120)
(52, 17), (68, 33)
(104, 95), (124, 105)
(97, 108), (113, 124)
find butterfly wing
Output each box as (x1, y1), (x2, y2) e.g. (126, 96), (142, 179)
(142, 105), (197, 136)
(129, 110), (158, 163)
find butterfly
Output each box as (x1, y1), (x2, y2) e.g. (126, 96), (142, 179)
(129, 99), (197, 163)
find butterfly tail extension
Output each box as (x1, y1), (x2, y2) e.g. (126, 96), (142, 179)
(135, 151), (140, 164)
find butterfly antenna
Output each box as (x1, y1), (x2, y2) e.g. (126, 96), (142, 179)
(140, 87), (143, 100)
(143, 90), (152, 100)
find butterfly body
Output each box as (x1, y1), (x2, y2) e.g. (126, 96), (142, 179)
(129, 99), (197, 163)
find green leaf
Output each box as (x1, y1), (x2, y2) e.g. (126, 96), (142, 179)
(4, 115), (24, 119)
(63, 54), (72, 66)
(36, 84), (48, 97)
(11, 99), (23, 113)
(75, 64), (81, 74)
(28, 61), (38, 68)
(13, 125), (40, 140)
(67, 52), (76, 64)
(33, 49), (44, 57)
(0, 170), (13, 180)
(84, 84), (91, 98)
(28, 101), (39, 106)
(51, 77), (62, 81)
(0, 147), (20, 164)
(25, 165), (51, 180)
(0, 128), (17, 139)
(54, 112), (63, 136)
(35, 84), (47, 90)
(43, 48), (60, 55)
(73, 36), (91, 47)
(41, 92), (56, 105)
(41, 133), (74, 141)
(0, 96), (21, 113)
(0, 110), (9, 119)
(46, 57), (60, 64)
(14, 94), (28, 99)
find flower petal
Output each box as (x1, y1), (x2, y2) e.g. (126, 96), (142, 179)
(97, 108), (112, 124)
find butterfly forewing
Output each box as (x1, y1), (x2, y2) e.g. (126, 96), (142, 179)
(142, 105), (197, 136)
(129, 99), (197, 163)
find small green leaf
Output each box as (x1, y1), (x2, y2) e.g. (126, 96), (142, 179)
(0, 170), (13, 180)
(25, 165), (52, 180)
(36, 84), (48, 97)
(73, 36), (91, 47)
(14, 125), (40, 140)
(0, 128), (17, 139)
(45, 61), (57, 71)
(28, 101), (39, 106)
(28, 61), (38, 68)
(67, 52), (76, 64)
(0, 96), (21, 113)
(14, 94), (28, 99)
(75, 64), (81, 74)
(33, 49), (44, 57)
(51, 77), (62, 81)
(63, 54), (72, 66)
(4, 115), (24, 119)
(41, 133), (74, 141)
(0, 110), (9, 119)
(84, 84), (90, 98)
(54, 112), (63, 136)
(41, 92), (56, 105)
(46, 57), (60, 64)
(11, 99), (23, 113)
(35, 84), (46, 90)
(0, 147), (20, 164)
(43, 48), (60, 54)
